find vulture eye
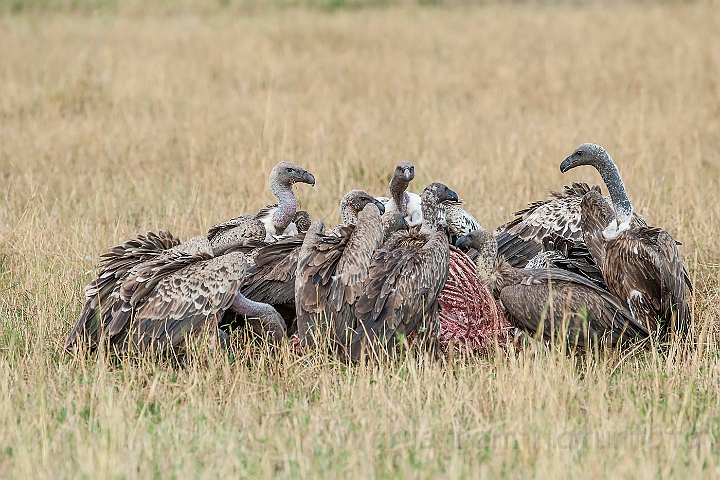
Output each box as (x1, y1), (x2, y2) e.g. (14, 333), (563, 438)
(286, 168), (294, 173)
(575, 151), (583, 157)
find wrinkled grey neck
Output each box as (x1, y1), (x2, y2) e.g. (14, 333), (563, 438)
(269, 177), (297, 230)
(477, 239), (498, 277)
(595, 155), (632, 223)
(231, 292), (278, 319)
(339, 200), (359, 226)
(420, 192), (440, 234)
(389, 177), (409, 214)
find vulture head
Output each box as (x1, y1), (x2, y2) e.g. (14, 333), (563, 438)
(419, 182), (459, 232)
(340, 190), (386, 226)
(381, 211), (410, 241)
(455, 228), (498, 277)
(560, 143), (611, 173)
(561, 143), (633, 222)
(394, 161), (415, 183)
(270, 161), (316, 188)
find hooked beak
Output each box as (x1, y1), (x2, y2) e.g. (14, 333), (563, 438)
(445, 188), (459, 203)
(402, 217), (409, 229)
(559, 156), (575, 174)
(373, 198), (386, 215)
(403, 168), (413, 182)
(300, 170), (316, 186)
(455, 235), (468, 249)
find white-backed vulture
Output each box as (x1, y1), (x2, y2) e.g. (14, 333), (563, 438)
(66, 233), (286, 354)
(240, 190), (407, 335)
(295, 190), (389, 352)
(349, 182), (459, 361)
(207, 161), (315, 248)
(562, 143), (692, 339)
(376, 161), (424, 227)
(456, 228), (648, 349)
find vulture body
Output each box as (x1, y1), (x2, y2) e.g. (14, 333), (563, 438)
(564, 144), (691, 339)
(494, 182), (608, 268)
(350, 183), (458, 361)
(208, 161), (315, 246)
(457, 229), (648, 349)
(66, 230), (182, 350)
(67, 232), (286, 354)
(295, 191), (389, 353)
(441, 201), (482, 245)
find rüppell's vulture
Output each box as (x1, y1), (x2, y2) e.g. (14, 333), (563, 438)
(66, 234), (286, 354)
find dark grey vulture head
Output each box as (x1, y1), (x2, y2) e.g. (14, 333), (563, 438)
(455, 227), (498, 276)
(340, 190), (386, 225)
(560, 143), (612, 173)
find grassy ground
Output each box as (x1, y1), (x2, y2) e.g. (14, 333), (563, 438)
(1, 2), (720, 478)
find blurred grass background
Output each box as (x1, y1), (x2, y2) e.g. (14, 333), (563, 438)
(1, 1), (720, 478)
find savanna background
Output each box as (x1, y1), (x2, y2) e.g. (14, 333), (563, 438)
(1, 0), (720, 477)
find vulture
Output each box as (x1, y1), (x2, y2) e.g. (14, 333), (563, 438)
(493, 182), (609, 267)
(437, 245), (514, 354)
(237, 194), (406, 340)
(207, 161), (315, 249)
(294, 190), (391, 353)
(350, 182), (459, 361)
(441, 200), (482, 245)
(376, 161), (423, 227)
(456, 228), (648, 349)
(66, 233), (286, 354)
(376, 160), (481, 243)
(524, 234), (607, 290)
(562, 143), (692, 339)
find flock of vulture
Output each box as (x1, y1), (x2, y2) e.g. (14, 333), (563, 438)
(65, 143), (692, 361)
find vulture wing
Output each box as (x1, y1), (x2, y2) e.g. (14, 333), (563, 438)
(110, 251), (247, 353)
(351, 230), (450, 360)
(65, 230), (181, 350)
(494, 183), (601, 267)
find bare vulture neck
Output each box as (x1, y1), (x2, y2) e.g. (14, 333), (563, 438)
(232, 292), (279, 320)
(340, 199), (358, 226)
(389, 177), (410, 215)
(269, 177), (297, 230)
(420, 194), (442, 234)
(596, 155), (633, 223)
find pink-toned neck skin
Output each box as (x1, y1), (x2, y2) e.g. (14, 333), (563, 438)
(231, 292), (275, 318)
(269, 178), (297, 232)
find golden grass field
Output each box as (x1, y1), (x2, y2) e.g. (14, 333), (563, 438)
(1, 2), (720, 477)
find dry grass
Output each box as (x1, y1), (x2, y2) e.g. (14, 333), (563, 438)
(1, 2), (720, 478)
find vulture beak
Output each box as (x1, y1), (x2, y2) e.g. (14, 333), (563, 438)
(445, 188), (459, 203)
(455, 235), (468, 249)
(300, 170), (316, 186)
(559, 156), (575, 174)
(373, 198), (386, 215)
(402, 217), (409, 229)
(403, 168), (413, 181)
